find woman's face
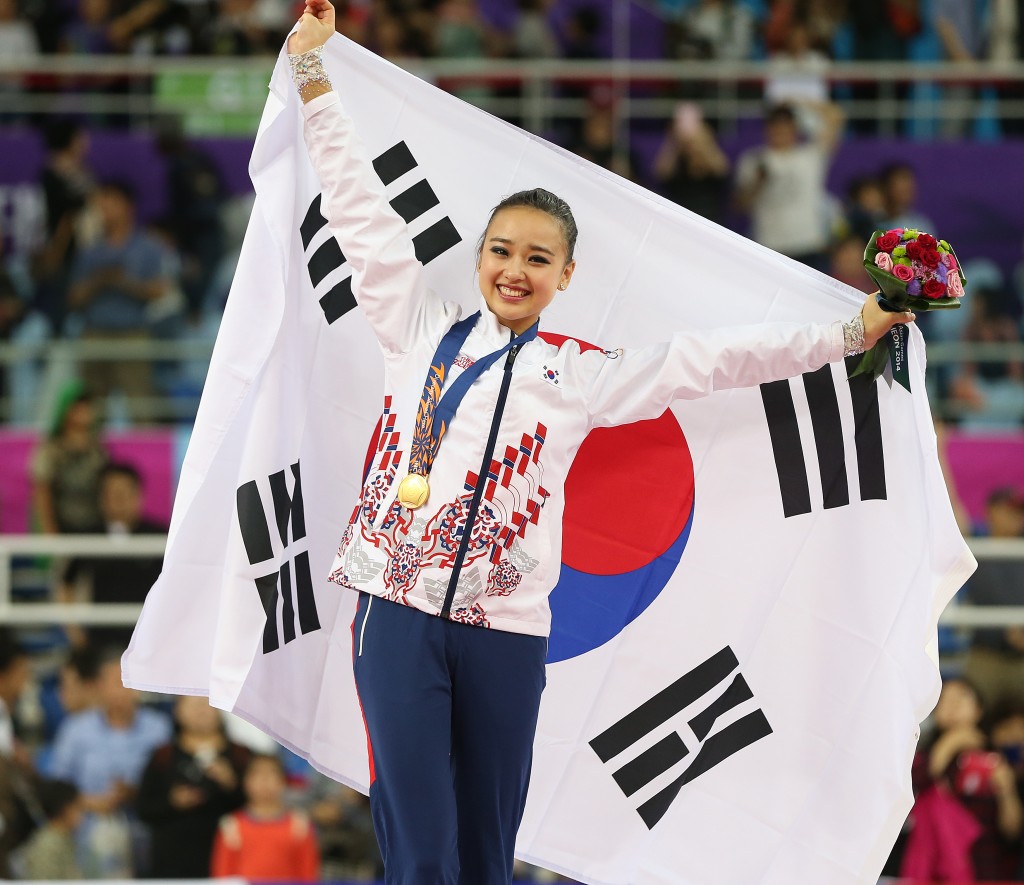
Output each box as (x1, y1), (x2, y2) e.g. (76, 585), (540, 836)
(477, 206), (575, 335)
(933, 680), (982, 732)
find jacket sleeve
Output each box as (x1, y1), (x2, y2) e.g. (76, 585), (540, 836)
(580, 319), (846, 428)
(301, 91), (445, 355)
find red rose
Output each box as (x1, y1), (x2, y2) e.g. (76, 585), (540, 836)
(917, 233), (938, 250)
(921, 249), (941, 269)
(906, 241), (923, 260)
(922, 279), (947, 299)
(876, 232), (900, 252)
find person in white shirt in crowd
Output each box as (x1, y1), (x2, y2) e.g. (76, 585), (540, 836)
(735, 100), (845, 273)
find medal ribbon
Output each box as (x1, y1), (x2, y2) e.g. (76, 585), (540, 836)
(408, 312), (539, 478)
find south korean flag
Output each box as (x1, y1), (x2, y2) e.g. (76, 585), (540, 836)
(124, 31), (975, 885)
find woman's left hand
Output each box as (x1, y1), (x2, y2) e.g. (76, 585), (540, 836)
(861, 292), (915, 349)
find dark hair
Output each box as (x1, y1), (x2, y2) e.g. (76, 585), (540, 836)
(477, 189), (579, 264)
(43, 119), (84, 153)
(98, 179), (137, 205)
(245, 752), (286, 778)
(100, 462), (142, 488)
(38, 779), (80, 821)
(0, 628), (26, 675)
(765, 104), (797, 127)
(880, 162), (915, 184)
(845, 175), (881, 202)
(63, 646), (101, 683)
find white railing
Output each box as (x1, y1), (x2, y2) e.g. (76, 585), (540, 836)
(0, 534), (1022, 627)
(2, 58), (1024, 134)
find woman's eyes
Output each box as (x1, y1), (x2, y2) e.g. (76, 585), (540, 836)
(488, 246), (550, 264)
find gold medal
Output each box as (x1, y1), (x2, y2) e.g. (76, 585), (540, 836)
(396, 473), (430, 510)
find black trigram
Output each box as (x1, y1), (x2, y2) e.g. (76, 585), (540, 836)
(760, 356), (887, 518)
(236, 461), (321, 654)
(590, 646), (772, 829)
(300, 141), (463, 325)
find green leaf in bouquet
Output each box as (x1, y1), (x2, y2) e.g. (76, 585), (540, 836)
(905, 295), (963, 311)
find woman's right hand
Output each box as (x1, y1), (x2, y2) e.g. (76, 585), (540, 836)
(288, 0), (336, 55)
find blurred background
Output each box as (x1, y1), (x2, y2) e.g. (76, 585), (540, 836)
(1, 0), (1024, 882)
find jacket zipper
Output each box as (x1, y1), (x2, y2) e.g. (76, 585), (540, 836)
(440, 342), (520, 619)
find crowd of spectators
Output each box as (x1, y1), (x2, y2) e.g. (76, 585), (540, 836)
(0, 0), (1016, 66)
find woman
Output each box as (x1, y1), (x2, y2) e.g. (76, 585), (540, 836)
(288, 5), (915, 882)
(136, 696), (250, 878)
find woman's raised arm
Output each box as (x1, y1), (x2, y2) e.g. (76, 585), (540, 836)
(287, 1), (445, 355)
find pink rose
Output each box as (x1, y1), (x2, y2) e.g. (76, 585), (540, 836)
(874, 252), (894, 273)
(947, 271), (965, 297)
(948, 254), (958, 271)
(893, 264), (915, 282)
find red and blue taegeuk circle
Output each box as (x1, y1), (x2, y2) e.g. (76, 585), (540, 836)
(540, 332), (696, 663)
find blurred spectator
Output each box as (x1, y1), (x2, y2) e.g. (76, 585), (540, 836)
(57, 647), (101, 719)
(137, 696), (250, 878)
(47, 649), (172, 878)
(847, 0), (920, 134)
(435, 0), (498, 101)
(829, 234), (875, 292)
(33, 119), (96, 332)
(67, 180), (172, 422)
(987, 0), (1024, 135)
(880, 162), (934, 232)
(561, 6), (602, 60)
(948, 287), (1024, 430)
(0, 0), (40, 99)
(21, 779), (83, 880)
(30, 384), (107, 535)
(210, 754), (320, 881)
(60, 0), (116, 55)
(197, 0), (271, 56)
(512, 0), (557, 59)
(902, 678), (1023, 881)
(849, 0), (920, 62)
(654, 103), (731, 225)
(963, 488), (1024, 709)
(843, 175), (887, 244)
(934, 0), (985, 137)
(332, 0), (371, 47)
(0, 630), (41, 878)
(569, 99), (636, 181)
(302, 771), (381, 881)
(734, 100), (844, 271)
(59, 462), (165, 650)
(155, 118), (226, 316)
(671, 0), (757, 61)
(989, 698), (1024, 781)
(765, 20), (830, 108)
(763, 0), (842, 55)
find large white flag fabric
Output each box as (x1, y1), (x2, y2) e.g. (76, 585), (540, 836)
(123, 35), (975, 885)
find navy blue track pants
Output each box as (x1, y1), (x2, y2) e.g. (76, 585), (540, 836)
(351, 592), (547, 885)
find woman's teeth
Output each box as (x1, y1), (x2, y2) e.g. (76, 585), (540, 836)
(499, 285), (528, 299)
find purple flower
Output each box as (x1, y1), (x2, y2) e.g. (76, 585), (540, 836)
(907, 279), (922, 296)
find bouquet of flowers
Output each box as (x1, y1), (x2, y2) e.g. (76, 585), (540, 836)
(851, 228), (967, 388)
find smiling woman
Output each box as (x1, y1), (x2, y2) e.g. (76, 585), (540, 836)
(277, 3), (921, 884)
(476, 197), (577, 334)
